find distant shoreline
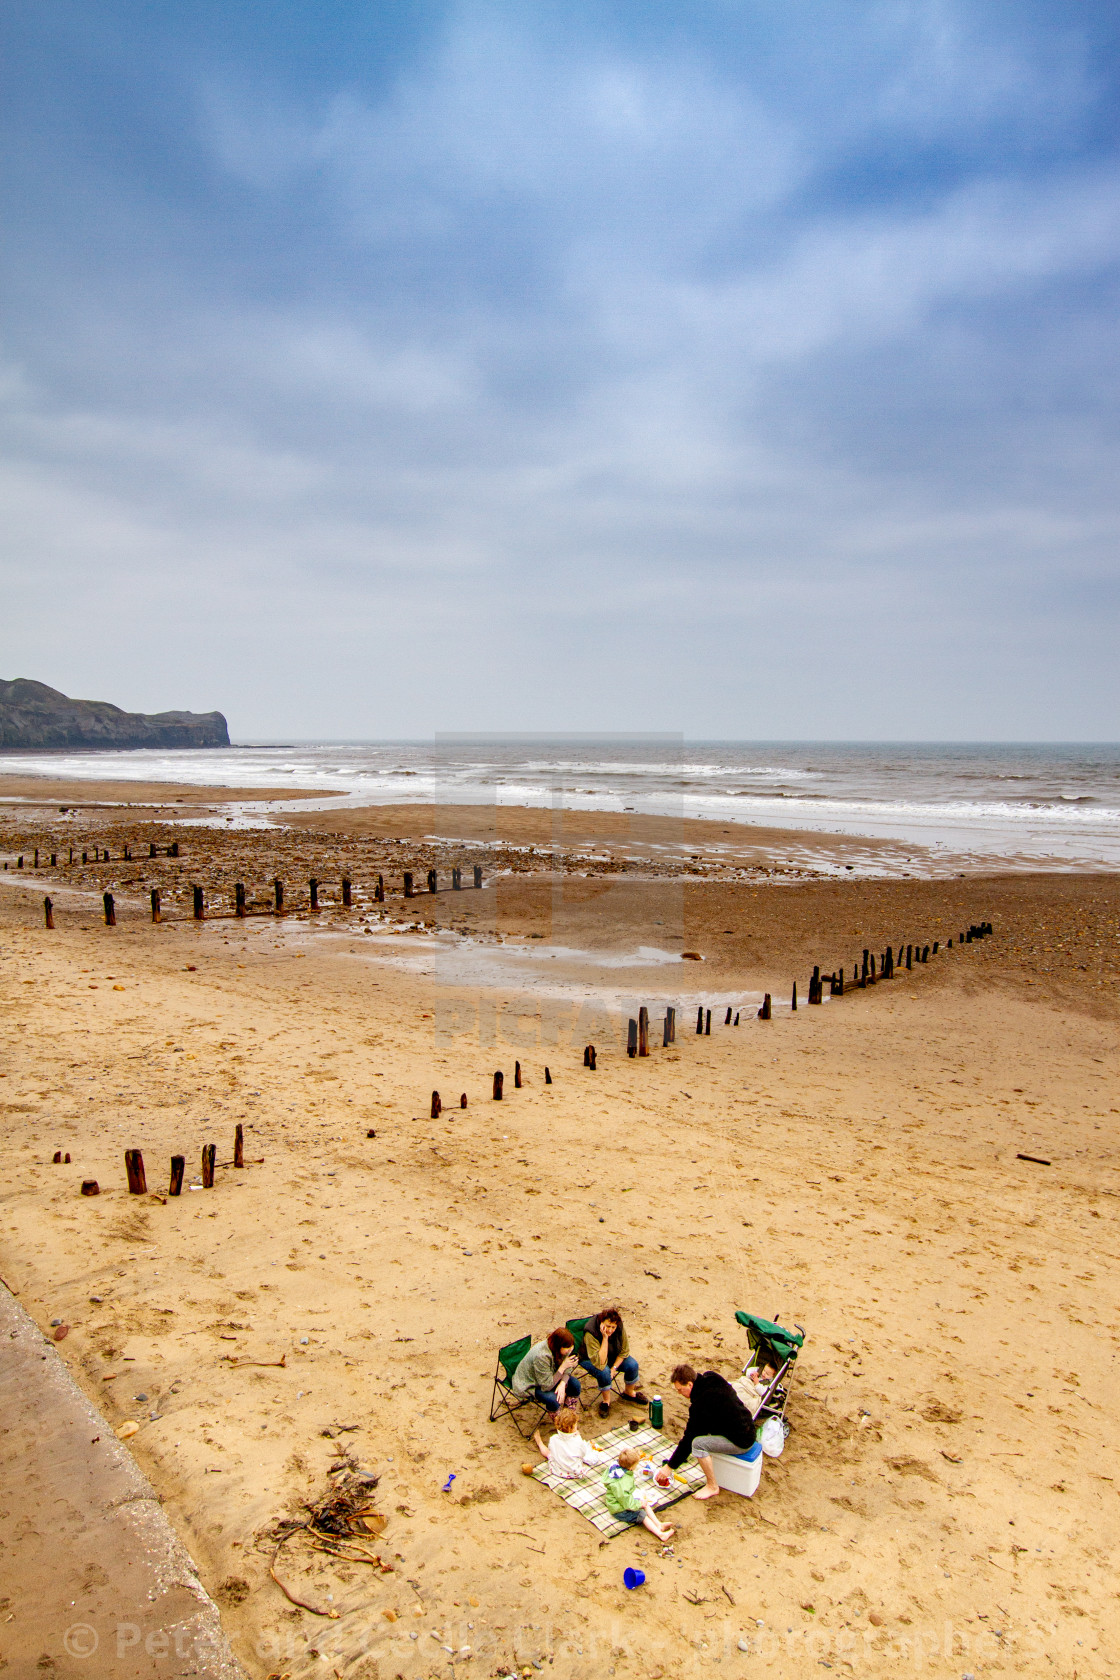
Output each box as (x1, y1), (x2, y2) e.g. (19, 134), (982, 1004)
(2, 739), (1118, 872)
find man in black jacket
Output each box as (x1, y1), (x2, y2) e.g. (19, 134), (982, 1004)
(666, 1363), (757, 1500)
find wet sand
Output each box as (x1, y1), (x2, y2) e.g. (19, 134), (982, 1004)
(275, 797), (1052, 882)
(0, 773), (338, 817)
(1, 812), (1118, 1678)
(0, 1281), (244, 1679)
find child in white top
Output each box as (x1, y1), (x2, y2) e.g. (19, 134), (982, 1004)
(535, 1407), (609, 1479)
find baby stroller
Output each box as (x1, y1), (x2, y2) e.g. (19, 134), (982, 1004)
(735, 1310), (804, 1424)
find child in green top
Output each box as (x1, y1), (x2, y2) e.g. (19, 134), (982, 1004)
(601, 1447), (677, 1540)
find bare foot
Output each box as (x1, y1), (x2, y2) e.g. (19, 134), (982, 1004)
(694, 1485), (720, 1500)
(658, 1525), (676, 1540)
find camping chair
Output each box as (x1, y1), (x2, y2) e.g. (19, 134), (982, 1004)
(489, 1335), (551, 1438)
(566, 1315), (629, 1410)
(735, 1311), (805, 1422)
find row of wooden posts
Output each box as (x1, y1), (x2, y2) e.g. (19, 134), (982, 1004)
(88, 925), (993, 1193)
(79, 1125), (248, 1199)
(427, 1056), (558, 1116)
(7, 843), (180, 871)
(428, 1057), (558, 1117)
(41, 864), (486, 927)
(535, 924), (994, 1075)
(429, 928), (991, 1105)
(721, 921), (993, 1022)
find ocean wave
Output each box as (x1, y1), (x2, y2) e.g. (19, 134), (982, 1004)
(4, 740), (1120, 865)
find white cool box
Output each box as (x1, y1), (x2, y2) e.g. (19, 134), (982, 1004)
(710, 1442), (763, 1497)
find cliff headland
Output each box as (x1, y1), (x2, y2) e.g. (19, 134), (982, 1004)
(0, 678), (229, 750)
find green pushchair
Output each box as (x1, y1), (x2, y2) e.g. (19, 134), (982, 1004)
(735, 1311), (804, 1423)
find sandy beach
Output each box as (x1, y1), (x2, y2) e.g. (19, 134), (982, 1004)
(9, 0), (1120, 1671)
(2, 793), (1118, 1678)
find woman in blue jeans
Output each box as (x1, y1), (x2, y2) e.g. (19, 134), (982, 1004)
(511, 1327), (582, 1412)
(579, 1307), (649, 1419)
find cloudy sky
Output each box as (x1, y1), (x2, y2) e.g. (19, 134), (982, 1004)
(1, 2), (1118, 740)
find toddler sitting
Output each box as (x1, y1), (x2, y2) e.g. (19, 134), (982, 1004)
(602, 1446), (676, 1540)
(535, 1407), (609, 1479)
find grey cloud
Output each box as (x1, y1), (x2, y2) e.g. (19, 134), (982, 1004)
(1, 3), (1118, 737)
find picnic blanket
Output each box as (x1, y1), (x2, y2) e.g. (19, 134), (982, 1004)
(532, 1421), (706, 1538)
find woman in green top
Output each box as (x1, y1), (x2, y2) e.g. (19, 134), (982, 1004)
(580, 1307), (649, 1418)
(511, 1327), (582, 1412)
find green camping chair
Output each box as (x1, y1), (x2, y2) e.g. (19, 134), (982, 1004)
(566, 1314), (628, 1409)
(489, 1335), (551, 1437)
(735, 1310), (805, 1420)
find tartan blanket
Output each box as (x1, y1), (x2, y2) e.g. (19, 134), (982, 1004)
(532, 1421), (705, 1538)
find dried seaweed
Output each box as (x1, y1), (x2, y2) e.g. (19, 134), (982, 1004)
(261, 1470), (388, 1613)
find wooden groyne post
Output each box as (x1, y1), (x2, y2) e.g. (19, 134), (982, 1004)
(125, 1149), (146, 1195)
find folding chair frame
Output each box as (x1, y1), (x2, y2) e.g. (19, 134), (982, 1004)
(489, 1337), (551, 1439)
(754, 1354), (794, 1422)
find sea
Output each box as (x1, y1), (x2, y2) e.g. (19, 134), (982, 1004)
(4, 738), (1120, 870)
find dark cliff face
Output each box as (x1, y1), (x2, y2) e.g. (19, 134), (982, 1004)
(0, 679), (230, 750)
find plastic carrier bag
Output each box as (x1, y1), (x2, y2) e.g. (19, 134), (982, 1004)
(760, 1416), (789, 1458)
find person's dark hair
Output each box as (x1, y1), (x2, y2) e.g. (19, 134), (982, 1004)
(670, 1362), (697, 1386)
(546, 1327), (575, 1364)
(589, 1307), (624, 1342)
